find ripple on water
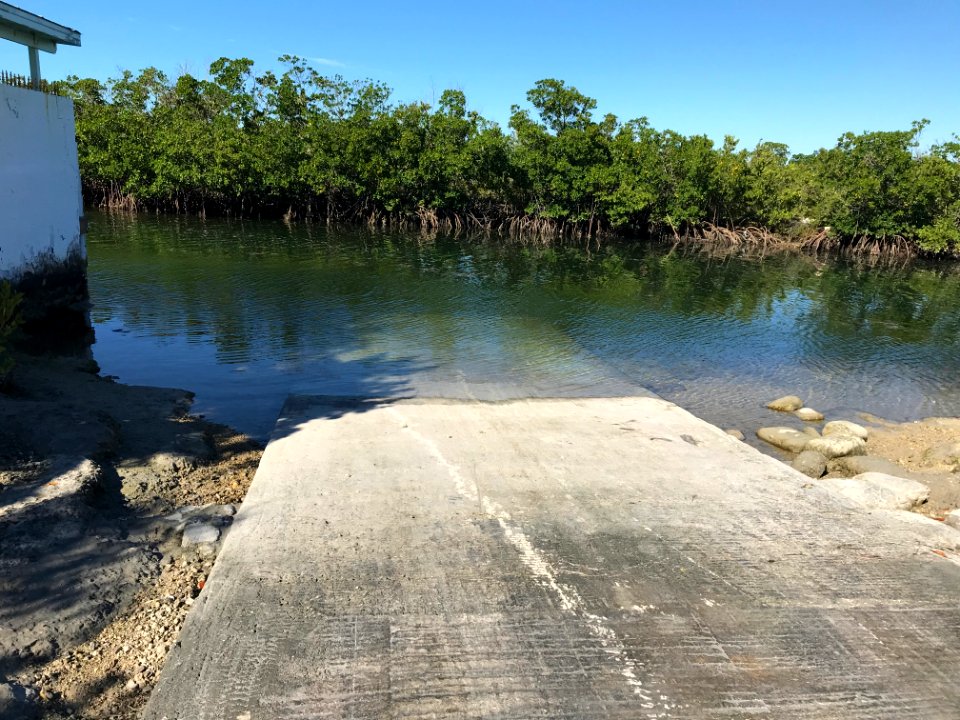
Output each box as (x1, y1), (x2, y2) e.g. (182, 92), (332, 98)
(86, 213), (960, 439)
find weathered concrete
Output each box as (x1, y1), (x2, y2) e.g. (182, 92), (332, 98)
(145, 396), (960, 719)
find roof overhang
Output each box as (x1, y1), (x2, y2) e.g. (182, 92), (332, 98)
(0, 2), (80, 54)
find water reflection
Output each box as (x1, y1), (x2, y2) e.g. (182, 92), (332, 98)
(87, 212), (960, 441)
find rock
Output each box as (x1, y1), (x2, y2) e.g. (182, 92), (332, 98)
(766, 395), (803, 412)
(819, 472), (929, 510)
(806, 434), (866, 460)
(203, 503), (237, 517)
(0, 458), (103, 521)
(794, 407), (824, 422)
(922, 441), (960, 468)
(724, 428), (745, 441)
(149, 452), (198, 475)
(0, 682), (39, 720)
(822, 420), (869, 440)
(828, 455), (910, 478)
(792, 450), (828, 478)
(181, 523), (221, 547)
(756, 427), (810, 453)
(801, 427), (821, 438)
(945, 509), (960, 531)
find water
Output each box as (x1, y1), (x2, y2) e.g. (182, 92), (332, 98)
(87, 212), (960, 443)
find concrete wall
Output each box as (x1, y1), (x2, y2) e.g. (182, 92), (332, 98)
(0, 82), (84, 278)
(0, 82), (89, 346)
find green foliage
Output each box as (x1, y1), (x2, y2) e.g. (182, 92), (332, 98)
(63, 59), (960, 254)
(0, 281), (23, 380)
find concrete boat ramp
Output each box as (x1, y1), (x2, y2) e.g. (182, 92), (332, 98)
(145, 396), (960, 719)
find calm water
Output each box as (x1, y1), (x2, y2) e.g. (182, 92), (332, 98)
(87, 212), (960, 443)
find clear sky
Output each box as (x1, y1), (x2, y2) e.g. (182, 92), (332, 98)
(3, 0), (958, 154)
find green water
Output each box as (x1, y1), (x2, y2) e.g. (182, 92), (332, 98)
(86, 212), (960, 441)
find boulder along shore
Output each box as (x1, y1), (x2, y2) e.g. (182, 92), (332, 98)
(748, 394), (960, 522)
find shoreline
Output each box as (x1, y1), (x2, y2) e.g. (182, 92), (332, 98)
(86, 206), (960, 261)
(0, 355), (957, 718)
(0, 353), (262, 719)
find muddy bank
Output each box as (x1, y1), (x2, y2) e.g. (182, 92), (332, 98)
(0, 354), (261, 719)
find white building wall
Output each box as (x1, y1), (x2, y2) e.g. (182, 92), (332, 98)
(0, 82), (84, 278)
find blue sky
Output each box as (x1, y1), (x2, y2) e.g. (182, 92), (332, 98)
(3, 0), (958, 153)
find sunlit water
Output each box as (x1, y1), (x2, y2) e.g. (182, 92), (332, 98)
(87, 212), (960, 444)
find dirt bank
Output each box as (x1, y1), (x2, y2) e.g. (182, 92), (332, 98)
(0, 353), (261, 719)
(852, 414), (960, 517)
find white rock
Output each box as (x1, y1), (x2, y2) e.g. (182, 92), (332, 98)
(794, 407), (824, 422)
(766, 395), (803, 412)
(757, 427), (810, 453)
(819, 472), (929, 510)
(203, 503), (237, 517)
(822, 420), (869, 440)
(182, 523), (220, 547)
(806, 434), (867, 459)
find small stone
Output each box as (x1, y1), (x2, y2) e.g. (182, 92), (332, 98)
(923, 441), (960, 468)
(181, 523), (220, 547)
(792, 450), (828, 478)
(806, 434), (867, 460)
(724, 429), (745, 441)
(766, 395), (803, 412)
(822, 420), (869, 440)
(202, 503), (237, 517)
(756, 427), (811, 453)
(819, 473), (929, 510)
(794, 407), (824, 422)
(801, 427), (821, 438)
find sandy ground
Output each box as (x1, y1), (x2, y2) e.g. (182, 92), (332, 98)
(0, 354), (262, 719)
(857, 414), (960, 516)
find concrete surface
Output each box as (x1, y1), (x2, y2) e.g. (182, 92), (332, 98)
(144, 396), (960, 719)
(0, 83), (83, 277)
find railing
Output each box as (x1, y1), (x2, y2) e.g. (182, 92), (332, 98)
(0, 69), (52, 93)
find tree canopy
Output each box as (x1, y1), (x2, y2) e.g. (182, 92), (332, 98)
(54, 57), (960, 255)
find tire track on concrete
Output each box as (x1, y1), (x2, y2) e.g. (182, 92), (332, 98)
(386, 405), (670, 717)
